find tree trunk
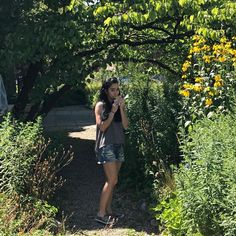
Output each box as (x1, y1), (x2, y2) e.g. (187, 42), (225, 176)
(24, 102), (41, 121)
(12, 61), (42, 119)
(37, 84), (72, 118)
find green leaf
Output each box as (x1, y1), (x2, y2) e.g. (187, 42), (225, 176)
(155, 3), (161, 12)
(190, 15), (194, 23)
(104, 17), (112, 26)
(211, 8), (219, 16)
(179, 0), (187, 7)
(122, 13), (129, 22)
(94, 6), (104, 16)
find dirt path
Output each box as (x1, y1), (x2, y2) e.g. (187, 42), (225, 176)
(45, 106), (159, 236)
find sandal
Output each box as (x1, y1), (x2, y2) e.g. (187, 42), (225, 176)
(95, 215), (118, 226)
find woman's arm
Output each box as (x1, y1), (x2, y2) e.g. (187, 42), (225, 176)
(95, 101), (118, 132)
(119, 98), (129, 129)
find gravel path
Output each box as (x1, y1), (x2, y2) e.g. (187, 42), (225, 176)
(45, 106), (159, 236)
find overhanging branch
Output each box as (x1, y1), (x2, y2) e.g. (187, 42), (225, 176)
(77, 30), (194, 58)
(115, 57), (180, 76)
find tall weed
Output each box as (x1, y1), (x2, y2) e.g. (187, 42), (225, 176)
(156, 113), (236, 235)
(122, 73), (180, 195)
(0, 114), (73, 234)
(177, 113), (236, 235)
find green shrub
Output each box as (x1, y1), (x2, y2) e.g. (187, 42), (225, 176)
(0, 193), (56, 236)
(174, 113), (236, 235)
(0, 114), (43, 194)
(121, 73), (180, 195)
(154, 113), (236, 235)
(153, 193), (186, 236)
(85, 79), (102, 108)
(0, 114), (73, 234)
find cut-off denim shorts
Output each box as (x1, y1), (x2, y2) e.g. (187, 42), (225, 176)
(96, 144), (125, 165)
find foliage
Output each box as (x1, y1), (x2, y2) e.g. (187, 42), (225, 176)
(85, 78), (102, 108)
(2, 1), (235, 118)
(179, 35), (236, 128)
(120, 65), (180, 195)
(0, 114), (43, 194)
(94, 0), (236, 37)
(0, 193), (56, 236)
(156, 113), (236, 236)
(153, 193), (187, 236)
(0, 114), (73, 234)
(178, 114), (236, 235)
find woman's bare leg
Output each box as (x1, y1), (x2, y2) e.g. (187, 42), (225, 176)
(98, 162), (119, 217)
(106, 162), (122, 215)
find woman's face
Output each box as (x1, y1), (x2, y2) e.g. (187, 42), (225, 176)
(106, 83), (120, 101)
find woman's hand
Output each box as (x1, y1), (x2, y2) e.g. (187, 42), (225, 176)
(111, 99), (119, 113)
(118, 96), (125, 110)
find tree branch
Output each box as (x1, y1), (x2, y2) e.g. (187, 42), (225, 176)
(115, 57), (180, 76)
(77, 30), (194, 58)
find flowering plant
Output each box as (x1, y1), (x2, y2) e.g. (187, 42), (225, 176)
(179, 35), (236, 128)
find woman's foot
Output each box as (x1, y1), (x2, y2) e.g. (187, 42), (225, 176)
(95, 215), (118, 226)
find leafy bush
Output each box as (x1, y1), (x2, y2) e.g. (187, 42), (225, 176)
(0, 115), (43, 194)
(0, 114), (73, 234)
(0, 193), (56, 236)
(121, 72), (180, 195)
(153, 193), (186, 236)
(157, 113), (236, 236)
(85, 79), (101, 108)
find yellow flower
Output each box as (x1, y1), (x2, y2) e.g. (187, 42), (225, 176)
(193, 84), (202, 92)
(192, 46), (201, 53)
(193, 35), (200, 41)
(225, 42), (232, 49)
(179, 90), (190, 97)
(182, 61), (191, 72)
(183, 83), (193, 89)
(229, 49), (236, 56)
(213, 44), (222, 55)
(199, 38), (206, 44)
(182, 74), (187, 79)
(202, 45), (210, 51)
(187, 54), (192, 59)
(195, 77), (203, 83)
(208, 91), (214, 96)
(203, 55), (211, 63)
(214, 81), (222, 87)
(218, 56), (227, 62)
(213, 44), (221, 51)
(220, 37), (227, 43)
(205, 98), (213, 106)
(214, 74), (222, 82)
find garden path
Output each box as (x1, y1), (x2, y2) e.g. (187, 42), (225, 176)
(43, 105), (159, 236)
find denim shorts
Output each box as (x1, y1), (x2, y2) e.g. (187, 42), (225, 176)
(96, 144), (125, 164)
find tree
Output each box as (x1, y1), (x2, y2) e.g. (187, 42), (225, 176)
(0, 0), (235, 120)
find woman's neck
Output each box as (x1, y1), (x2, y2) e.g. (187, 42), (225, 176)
(107, 97), (113, 103)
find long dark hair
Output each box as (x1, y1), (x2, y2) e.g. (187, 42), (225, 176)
(98, 77), (121, 122)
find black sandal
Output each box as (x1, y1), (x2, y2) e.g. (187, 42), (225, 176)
(95, 215), (118, 225)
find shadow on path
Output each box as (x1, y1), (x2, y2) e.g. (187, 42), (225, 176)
(44, 106), (159, 235)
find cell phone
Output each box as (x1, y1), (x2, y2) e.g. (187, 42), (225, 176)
(123, 94), (129, 100)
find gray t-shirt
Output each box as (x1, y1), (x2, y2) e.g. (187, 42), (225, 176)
(95, 107), (125, 153)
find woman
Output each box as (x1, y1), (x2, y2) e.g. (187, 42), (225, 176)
(94, 77), (129, 225)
